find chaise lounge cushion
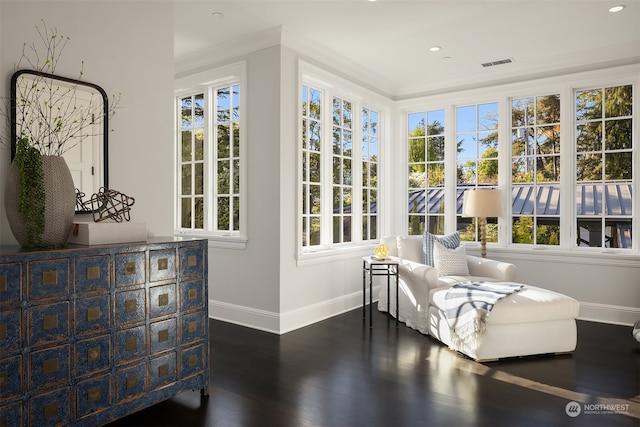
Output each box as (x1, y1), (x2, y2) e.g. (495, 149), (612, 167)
(430, 284), (580, 325)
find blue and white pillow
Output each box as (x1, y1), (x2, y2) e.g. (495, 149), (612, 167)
(423, 231), (460, 267)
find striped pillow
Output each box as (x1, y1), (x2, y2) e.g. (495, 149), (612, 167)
(433, 240), (469, 276)
(423, 231), (460, 267)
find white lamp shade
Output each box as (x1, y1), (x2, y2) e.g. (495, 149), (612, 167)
(462, 188), (503, 218)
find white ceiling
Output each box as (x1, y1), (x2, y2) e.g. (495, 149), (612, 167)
(173, 0), (640, 99)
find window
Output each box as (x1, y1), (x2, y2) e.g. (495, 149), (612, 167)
(407, 109), (445, 235)
(403, 71), (636, 255)
(361, 107), (379, 241)
(456, 102), (499, 242)
(511, 94), (561, 245)
(175, 63), (246, 247)
(300, 75), (383, 254)
(332, 97), (353, 243)
(575, 84), (633, 249)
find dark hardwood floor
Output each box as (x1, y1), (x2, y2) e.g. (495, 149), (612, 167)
(107, 305), (640, 427)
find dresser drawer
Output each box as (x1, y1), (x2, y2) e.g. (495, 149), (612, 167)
(29, 302), (70, 347)
(149, 351), (176, 390)
(75, 294), (111, 335)
(75, 335), (111, 377)
(149, 283), (177, 318)
(181, 312), (204, 345)
(75, 255), (110, 294)
(29, 387), (70, 427)
(116, 325), (146, 364)
(29, 344), (70, 390)
(116, 362), (146, 403)
(179, 246), (203, 278)
(180, 279), (204, 312)
(28, 259), (69, 300)
(0, 354), (23, 400)
(180, 343), (205, 379)
(115, 252), (146, 287)
(0, 401), (23, 427)
(76, 373), (112, 418)
(115, 288), (146, 327)
(0, 308), (22, 353)
(150, 318), (177, 353)
(150, 249), (176, 282)
(0, 262), (22, 305)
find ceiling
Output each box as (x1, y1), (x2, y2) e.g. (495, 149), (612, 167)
(173, 0), (640, 99)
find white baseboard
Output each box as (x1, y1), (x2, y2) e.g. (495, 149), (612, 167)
(578, 302), (639, 326)
(209, 285), (380, 335)
(208, 300), (280, 334)
(209, 290), (637, 334)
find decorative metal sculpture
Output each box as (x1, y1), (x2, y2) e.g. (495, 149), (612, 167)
(87, 187), (135, 222)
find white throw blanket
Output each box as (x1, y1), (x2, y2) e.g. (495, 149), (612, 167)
(444, 281), (524, 355)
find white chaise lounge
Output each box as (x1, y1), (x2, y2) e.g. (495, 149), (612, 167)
(377, 235), (580, 362)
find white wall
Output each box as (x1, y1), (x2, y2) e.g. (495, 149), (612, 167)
(205, 46), (283, 332)
(0, 0), (175, 244)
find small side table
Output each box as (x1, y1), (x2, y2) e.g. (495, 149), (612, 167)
(362, 256), (400, 328)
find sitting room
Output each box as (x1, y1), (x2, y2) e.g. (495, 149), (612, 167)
(0, 1), (638, 426)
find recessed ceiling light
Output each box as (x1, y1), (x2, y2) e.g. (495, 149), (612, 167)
(211, 11), (224, 18)
(429, 46), (441, 52)
(608, 5), (625, 12)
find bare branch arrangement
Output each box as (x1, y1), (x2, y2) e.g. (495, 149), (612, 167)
(1, 20), (120, 155)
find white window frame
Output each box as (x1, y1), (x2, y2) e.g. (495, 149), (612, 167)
(174, 61), (248, 249)
(398, 65), (639, 262)
(297, 61), (389, 262)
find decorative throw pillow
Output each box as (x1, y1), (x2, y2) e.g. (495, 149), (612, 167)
(423, 231), (460, 266)
(433, 240), (469, 276)
(396, 235), (423, 263)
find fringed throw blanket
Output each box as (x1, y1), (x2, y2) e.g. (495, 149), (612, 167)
(444, 282), (524, 354)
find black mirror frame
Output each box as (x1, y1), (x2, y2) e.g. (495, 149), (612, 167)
(10, 69), (109, 213)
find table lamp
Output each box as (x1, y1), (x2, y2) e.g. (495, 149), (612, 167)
(462, 188), (502, 258)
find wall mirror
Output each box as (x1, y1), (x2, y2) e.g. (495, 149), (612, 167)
(10, 70), (109, 213)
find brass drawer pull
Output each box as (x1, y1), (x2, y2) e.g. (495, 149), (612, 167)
(158, 329), (169, 343)
(188, 321), (197, 333)
(187, 255), (197, 267)
(124, 262), (136, 275)
(125, 299), (137, 313)
(43, 314), (58, 330)
(87, 347), (100, 362)
(158, 363), (169, 378)
(43, 358), (58, 375)
(87, 306), (100, 322)
(158, 258), (168, 270)
(158, 293), (169, 306)
(188, 288), (197, 300)
(43, 401), (59, 418)
(188, 355), (198, 368)
(0, 370), (7, 387)
(0, 323), (7, 340)
(88, 387), (101, 403)
(86, 266), (101, 280)
(125, 337), (137, 351)
(42, 271), (58, 286)
(0, 275), (6, 292)
(126, 375), (137, 389)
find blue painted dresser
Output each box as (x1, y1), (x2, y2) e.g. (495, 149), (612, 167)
(0, 238), (209, 427)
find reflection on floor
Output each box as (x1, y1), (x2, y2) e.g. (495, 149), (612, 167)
(107, 305), (640, 427)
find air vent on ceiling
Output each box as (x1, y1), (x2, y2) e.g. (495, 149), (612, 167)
(481, 58), (514, 68)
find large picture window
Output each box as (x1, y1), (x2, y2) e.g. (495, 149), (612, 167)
(175, 63), (246, 247)
(456, 102), (499, 242)
(300, 77), (382, 253)
(407, 109), (445, 235)
(403, 73), (636, 255)
(511, 94), (561, 245)
(575, 84), (633, 249)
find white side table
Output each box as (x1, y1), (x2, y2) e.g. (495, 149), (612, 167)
(362, 256), (400, 328)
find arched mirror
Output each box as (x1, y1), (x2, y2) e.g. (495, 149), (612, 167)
(10, 70), (109, 213)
